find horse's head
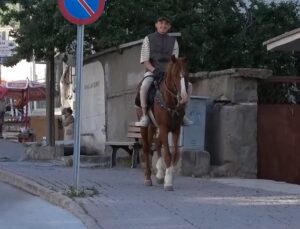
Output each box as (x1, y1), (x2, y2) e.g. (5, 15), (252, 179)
(165, 55), (189, 104)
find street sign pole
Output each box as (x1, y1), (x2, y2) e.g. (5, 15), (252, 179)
(73, 25), (84, 190)
(58, 0), (106, 191)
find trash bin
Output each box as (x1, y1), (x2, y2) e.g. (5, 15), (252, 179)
(169, 96), (208, 151)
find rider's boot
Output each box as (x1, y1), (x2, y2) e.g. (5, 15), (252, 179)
(135, 107), (149, 127)
(182, 115), (193, 126)
(135, 76), (154, 127)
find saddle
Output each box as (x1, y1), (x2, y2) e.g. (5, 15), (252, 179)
(135, 75), (164, 109)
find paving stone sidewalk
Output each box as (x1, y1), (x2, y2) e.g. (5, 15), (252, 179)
(1, 139), (300, 229)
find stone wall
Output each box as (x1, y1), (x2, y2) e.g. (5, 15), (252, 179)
(190, 68), (272, 178)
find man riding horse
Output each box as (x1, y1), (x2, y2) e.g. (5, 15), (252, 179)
(135, 16), (193, 127)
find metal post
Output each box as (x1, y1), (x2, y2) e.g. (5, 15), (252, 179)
(73, 25), (84, 190)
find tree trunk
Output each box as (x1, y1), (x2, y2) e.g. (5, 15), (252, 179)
(46, 55), (55, 146)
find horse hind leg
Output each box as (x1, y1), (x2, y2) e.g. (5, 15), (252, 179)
(141, 127), (152, 186)
(172, 129), (181, 166)
(156, 161), (165, 184)
(155, 140), (165, 184)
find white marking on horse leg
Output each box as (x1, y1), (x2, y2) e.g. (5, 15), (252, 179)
(156, 157), (165, 182)
(164, 166), (174, 191)
(180, 78), (188, 104)
(188, 82), (192, 97)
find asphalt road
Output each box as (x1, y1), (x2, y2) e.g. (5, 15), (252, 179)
(0, 181), (86, 229)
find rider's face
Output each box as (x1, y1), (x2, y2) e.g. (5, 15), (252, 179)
(155, 21), (171, 34)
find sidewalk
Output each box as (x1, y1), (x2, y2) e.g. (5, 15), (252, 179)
(1, 139), (300, 229)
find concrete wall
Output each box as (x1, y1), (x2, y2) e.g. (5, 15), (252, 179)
(82, 40), (144, 155)
(82, 40), (272, 178)
(190, 68), (272, 177)
(81, 61), (106, 154)
(190, 68), (270, 102)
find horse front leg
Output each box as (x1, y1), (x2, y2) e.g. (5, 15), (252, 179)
(172, 128), (181, 166)
(159, 127), (173, 191)
(148, 125), (164, 184)
(141, 127), (152, 186)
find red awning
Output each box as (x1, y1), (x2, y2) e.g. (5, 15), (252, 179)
(0, 79), (46, 102)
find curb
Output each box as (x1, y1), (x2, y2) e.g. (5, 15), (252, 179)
(0, 168), (100, 229)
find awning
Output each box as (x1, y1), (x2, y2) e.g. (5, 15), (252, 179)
(0, 79), (46, 102)
(263, 27), (300, 51)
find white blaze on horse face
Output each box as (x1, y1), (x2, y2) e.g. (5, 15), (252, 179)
(180, 77), (188, 104)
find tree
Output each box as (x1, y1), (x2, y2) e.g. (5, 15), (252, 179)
(236, 0), (300, 75)
(88, 0), (300, 74)
(2, 0), (300, 73)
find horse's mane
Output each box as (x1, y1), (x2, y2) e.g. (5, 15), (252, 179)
(165, 56), (185, 80)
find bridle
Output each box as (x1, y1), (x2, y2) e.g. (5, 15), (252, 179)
(164, 71), (188, 105)
(155, 69), (188, 116)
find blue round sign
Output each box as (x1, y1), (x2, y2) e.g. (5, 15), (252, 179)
(58, 0), (105, 25)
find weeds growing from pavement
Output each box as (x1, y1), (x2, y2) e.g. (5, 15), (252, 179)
(64, 186), (99, 198)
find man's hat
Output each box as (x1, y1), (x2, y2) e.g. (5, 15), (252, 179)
(156, 16), (171, 24)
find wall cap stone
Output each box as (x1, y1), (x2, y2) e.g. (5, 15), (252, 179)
(190, 68), (272, 80)
(84, 33), (181, 63)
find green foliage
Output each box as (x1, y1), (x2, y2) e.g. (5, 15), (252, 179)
(1, 0), (300, 75)
(258, 82), (300, 104)
(89, 0), (300, 74)
(237, 0), (300, 75)
(64, 186), (99, 198)
(0, 0), (76, 64)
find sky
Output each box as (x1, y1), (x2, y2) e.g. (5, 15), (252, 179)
(246, 0), (290, 4)
(1, 60), (46, 82)
(262, 0), (292, 3)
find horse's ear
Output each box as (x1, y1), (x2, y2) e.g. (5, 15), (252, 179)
(171, 55), (177, 63)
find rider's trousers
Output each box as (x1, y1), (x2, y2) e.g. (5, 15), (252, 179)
(140, 72), (154, 109)
(139, 72), (193, 109)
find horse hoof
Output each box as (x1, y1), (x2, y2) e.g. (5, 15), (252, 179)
(156, 177), (164, 185)
(164, 185), (174, 191)
(144, 180), (152, 186)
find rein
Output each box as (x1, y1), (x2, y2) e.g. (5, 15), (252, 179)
(155, 75), (184, 117)
(164, 80), (178, 99)
(163, 72), (186, 103)
(153, 57), (188, 119)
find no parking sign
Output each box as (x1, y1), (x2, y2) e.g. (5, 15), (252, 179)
(58, 0), (105, 25)
(58, 0), (106, 190)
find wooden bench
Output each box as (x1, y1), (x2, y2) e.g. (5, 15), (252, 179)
(105, 122), (142, 168)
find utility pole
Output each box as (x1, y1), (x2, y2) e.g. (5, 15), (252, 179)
(46, 54), (55, 147)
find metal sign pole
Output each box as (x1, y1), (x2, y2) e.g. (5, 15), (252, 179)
(73, 24), (84, 190)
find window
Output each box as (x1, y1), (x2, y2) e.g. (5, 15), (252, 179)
(29, 61), (62, 115)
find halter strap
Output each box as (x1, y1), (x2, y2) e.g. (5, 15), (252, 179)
(164, 80), (177, 98)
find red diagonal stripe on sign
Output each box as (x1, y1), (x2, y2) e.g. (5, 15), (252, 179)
(78, 0), (95, 16)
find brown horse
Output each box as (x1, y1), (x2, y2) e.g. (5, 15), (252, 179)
(140, 55), (189, 191)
